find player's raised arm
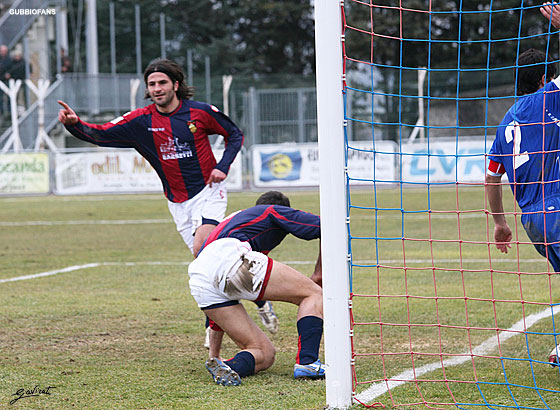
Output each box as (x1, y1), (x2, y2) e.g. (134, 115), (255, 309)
(57, 100), (78, 126)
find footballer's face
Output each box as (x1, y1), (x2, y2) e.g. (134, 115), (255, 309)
(147, 72), (179, 112)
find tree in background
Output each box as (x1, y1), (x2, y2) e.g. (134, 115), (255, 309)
(61, 0), (560, 141)
(64, 0), (315, 76)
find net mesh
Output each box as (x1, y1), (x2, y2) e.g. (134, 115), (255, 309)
(343, 1), (560, 408)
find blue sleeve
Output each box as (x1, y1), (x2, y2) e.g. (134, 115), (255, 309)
(268, 205), (321, 240)
(201, 105), (244, 174)
(64, 110), (144, 148)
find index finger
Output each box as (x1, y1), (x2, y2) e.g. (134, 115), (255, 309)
(57, 100), (71, 110)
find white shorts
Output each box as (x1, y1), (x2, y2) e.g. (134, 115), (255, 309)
(167, 181), (227, 253)
(188, 238), (272, 309)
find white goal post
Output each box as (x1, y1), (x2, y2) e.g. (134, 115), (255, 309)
(315, 1), (353, 409)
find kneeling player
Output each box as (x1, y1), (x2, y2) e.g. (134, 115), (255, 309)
(187, 192), (324, 385)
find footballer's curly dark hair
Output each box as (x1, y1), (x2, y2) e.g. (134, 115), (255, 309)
(516, 49), (557, 95)
(143, 58), (194, 100)
(255, 191), (291, 207)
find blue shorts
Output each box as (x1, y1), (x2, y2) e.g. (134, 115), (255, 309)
(522, 196), (560, 273)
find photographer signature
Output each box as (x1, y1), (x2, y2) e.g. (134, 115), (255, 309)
(9, 385), (56, 405)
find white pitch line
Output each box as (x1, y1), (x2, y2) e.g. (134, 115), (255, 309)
(0, 261), (191, 283)
(0, 195), (163, 203)
(0, 263), (102, 283)
(352, 258), (547, 265)
(355, 304), (560, 405)
(0, 219), (172, 226)
(0, 258), (549, 284)
(1, 211), (496, 227)
(351, 213), (488, 220)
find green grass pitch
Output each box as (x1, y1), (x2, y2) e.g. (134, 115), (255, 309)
(1, 188), (559, 409)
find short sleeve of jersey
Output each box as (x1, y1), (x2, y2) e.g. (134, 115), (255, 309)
(487, 136), (506, 176)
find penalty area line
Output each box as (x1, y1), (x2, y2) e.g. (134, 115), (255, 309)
(355, 304), (560, 405)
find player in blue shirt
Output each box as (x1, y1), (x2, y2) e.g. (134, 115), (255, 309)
(486, 44), (560, 367)
(536, 1), (560, 368)
(188, 191), (324, 385)
(486, 48), (559, 268)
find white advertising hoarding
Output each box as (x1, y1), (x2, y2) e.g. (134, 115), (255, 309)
(54, 149), (243, 195)
(251, 141), (396, 188)
(400, 139), (489, 184)
(54, 150), (162, 195)
(0, 153), (50, 194)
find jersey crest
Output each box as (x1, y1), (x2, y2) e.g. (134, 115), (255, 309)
(188, 120), (197, 133)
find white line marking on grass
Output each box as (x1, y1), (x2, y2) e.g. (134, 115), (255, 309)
(352, 258), (548, 265)
(0, 210), (509, 227)
(0, 195), (163, 203)
(1, 211), (494, 227)
(0, 261), (191, 283)
(1, 258), (547, 284)
(351, 213), (488, 220)
(355, 304), (560, 405)
(287, 258), (548, 266)
(0, 263), (102, 283)
(1, 219), (172, 226)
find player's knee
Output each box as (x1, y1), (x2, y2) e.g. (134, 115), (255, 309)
(303, 285), (323, 316)
(260, 341), (276, 370)
(192, 233), (205, 256)
(251, 337), (276, 372)
(311, 282), (322, 296)
(311, 290), (323, 314)
(307, 282), (322, 301)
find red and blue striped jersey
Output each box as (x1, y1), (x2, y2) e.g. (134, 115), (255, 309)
(64, 99), (244, 202)
(488, 77), (560, 210)
(202, 204), (321, 254)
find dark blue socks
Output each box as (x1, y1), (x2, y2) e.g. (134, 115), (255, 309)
(296, 316), (323, 365)
(226, 351), (256, 378)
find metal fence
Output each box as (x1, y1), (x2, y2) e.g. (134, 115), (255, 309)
(0, 72), (322, 151)
(59, 73), (145, 114)
(0, 73), (145, 150)
(241, 87), (317, 146)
